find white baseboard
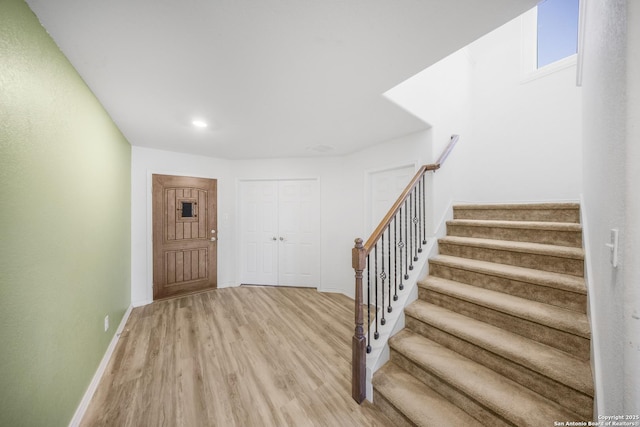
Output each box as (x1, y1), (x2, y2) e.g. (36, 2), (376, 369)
(68, 305), (133, 427)
(579, 195), (604, 419)
(132, 299), (152, 308)
(217, 281), (240, 289)
(318, 286), (353, 299)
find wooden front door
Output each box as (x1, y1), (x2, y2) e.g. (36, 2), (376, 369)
(152, 175), (217, 299)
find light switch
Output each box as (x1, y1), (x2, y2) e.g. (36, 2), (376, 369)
(605, 228), (619, 268)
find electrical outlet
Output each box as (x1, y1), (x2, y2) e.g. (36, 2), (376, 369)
(104, 315), (109, 332)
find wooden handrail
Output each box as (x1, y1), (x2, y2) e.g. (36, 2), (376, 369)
(363, 164), (428, 251)
(363, 134), (459, 253)
(351, 134), (459, 403)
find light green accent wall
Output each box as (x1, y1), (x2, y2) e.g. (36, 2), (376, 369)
(0, 0), (131, 425)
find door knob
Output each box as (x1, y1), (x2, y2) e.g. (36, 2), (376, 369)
(272, 237), (277, 241)
(279, 237), (285, 241)
(210, 237), (217, 242)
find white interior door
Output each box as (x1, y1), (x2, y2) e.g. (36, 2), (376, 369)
(278, 180), (320, 287)
(369, 165), (415, 232)
(239, 181), (278, 285)
(239, 179), (320, 287)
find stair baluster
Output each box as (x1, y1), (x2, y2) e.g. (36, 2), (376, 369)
(374, 245), (379, 339)
(351, 135), (460, 403)
(387, 225), (392, 313)
(413, 191), (419, 262)
(380, 233), (386, 326)
(404, 200), (409, 280)
(417, 179), (423, 254)
(399, 206), (405, 290)
(409, 193), (414, 271)
(393, 217), (399, 302)
(366, 253), (371, 354)
(421, 174), (427, 245)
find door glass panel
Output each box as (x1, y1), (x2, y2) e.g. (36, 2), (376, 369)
(182, 201), (194, 218)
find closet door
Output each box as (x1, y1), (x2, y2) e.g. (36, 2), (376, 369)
(239, 179), (320, 287)
(278, 180), (320, 287)
(239, 181), (278, 285)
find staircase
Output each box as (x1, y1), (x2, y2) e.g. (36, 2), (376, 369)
(372, 203), (594, 426)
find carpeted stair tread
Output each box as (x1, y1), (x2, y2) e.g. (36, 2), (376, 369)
(439, 236), (584, 260)
(454, 203), (579, 210)
(453, 203), (580, 223)
(430, 254), (587, 295)
(389, 330), (583, 426)
(419, 276), (590, 338)
(447, 219), (582, 232)
(446, 219), (582, 247)
(447, 219), (582, 248)
(405, 300), (593, 396)
(373, 363), (484, 427)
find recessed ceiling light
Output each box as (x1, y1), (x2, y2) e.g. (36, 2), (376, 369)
(192, 119), (208, 128)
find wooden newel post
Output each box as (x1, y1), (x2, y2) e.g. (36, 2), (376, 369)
(352, 238), (367, 403)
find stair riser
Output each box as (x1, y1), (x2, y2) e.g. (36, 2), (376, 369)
(371, 390), (414, 427)
(389, 351), (513, 427)
(446, 224), (582, 248)
(404, 315), (593, 419)
(453, 208), (580, 223)
(419, 287), (590, 359)
(429, 263), (587, 313)
(438, 242), (584, 277)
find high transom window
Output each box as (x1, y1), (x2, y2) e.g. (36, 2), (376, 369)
(537, 0), (580, 69)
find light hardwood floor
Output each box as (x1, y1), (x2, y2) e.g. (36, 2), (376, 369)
(81, 286), (393, 426)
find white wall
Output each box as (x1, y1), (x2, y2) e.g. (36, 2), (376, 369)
(130, 147), (234, 306)
(581, 0), (627, 416)
(458, 13), (583, 203)
(232, 131), (431, 298)
(368, 164), (417, 233)
(384, 48), (471, 234)
(624, 0), (640, 413)
(131, 131), (431, 303)
(384, 47), (471, 158)
(384, 13), (583, 226)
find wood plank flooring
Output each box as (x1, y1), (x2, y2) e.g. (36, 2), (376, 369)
(81, 286), (392, 427)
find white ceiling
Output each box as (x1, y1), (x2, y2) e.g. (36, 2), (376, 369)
(25, 0), (537, 159)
